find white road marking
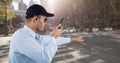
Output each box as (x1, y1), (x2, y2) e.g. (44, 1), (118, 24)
(89, 59), (105, 63)
(55, 50), (90, 63)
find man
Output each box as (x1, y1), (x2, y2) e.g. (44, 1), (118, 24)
(8, 4), (84, 63)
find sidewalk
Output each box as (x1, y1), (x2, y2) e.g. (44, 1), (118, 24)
(0, 35), (11, 63)
(0, 36), (12, 46)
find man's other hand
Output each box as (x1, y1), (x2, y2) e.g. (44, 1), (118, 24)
(71, 36), (84, 43)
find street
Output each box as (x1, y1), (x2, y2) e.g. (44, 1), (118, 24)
(0, 31), (120, 63)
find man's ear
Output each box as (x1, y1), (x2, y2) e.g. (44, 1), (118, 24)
(32, 16), (38, 23)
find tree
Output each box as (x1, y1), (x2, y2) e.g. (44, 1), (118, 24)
(110, 0), (120, 29)
(0, 0), (16, 35)
(0, 0), (15, 21)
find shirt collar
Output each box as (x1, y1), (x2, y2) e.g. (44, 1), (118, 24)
(23, 25), (36, 38)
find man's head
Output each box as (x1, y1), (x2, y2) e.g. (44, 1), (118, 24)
(25, 4), (54, 33)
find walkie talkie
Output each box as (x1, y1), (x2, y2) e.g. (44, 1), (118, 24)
(58, 18), (64, 29)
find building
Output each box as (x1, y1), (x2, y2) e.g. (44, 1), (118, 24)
(9, 4), (14, 10)
(18, 0), (27, 11)
(29, 0), (36, 7)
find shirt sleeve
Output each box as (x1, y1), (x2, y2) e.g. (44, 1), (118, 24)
(56, 37), (71, 45)
(15, 35), (57, 63)
(37, 35), (56, 45)
(37, 35), (71, 46)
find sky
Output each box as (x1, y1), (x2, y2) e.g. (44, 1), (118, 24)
(12, 0), (40, 10)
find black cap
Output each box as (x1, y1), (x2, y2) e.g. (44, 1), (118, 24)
(26, 4), (54, 19)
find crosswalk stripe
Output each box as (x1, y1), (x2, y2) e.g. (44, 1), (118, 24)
(54, 50), (91, 63)
(55, 54), (90, 63)
(57, 48), (73, 52)
(55, 51), (79, 58)
(58, 45), (67, 48)
(89, 59), (105, 63)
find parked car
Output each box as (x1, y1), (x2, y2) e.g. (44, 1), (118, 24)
(92, 27), (99, 32)
(103, 27), (113, 31)
(62, 29), (69, 33)
(63, 28), (76, 33)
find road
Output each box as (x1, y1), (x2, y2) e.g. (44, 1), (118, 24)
(52, 31), (120, 63)
(0, 31), (120, 63)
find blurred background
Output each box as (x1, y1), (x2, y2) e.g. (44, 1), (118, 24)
(0, 0), (120, 63)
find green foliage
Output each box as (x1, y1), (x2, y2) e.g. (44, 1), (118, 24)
(0, 16), (4, 21)
(0, 0), (15, 21)
(0, 0), (13, 6)
(111, 0), (120, 16)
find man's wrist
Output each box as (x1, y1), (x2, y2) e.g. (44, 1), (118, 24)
(71, 37), (75, 42)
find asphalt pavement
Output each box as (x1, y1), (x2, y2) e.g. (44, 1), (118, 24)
(0, 31), (120, 63)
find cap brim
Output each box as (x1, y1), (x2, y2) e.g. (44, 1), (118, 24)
(45, 12), (54, 17)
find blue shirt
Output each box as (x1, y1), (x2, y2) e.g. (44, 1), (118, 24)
(8, 25), (71, 63)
